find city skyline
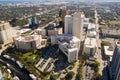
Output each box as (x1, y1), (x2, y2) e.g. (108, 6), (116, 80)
(0, 0), (120, 2)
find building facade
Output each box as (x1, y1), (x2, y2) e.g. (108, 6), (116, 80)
(72, 12), (84, 40)
(58, 9), (67, 33)
(110, 41), (120, 80)
(0, 21), (13, 48)
(84, 38), (97, 57)
(51, 34), (80, 63)
(14, 35), (46, 51)
(29, 17), (39, 29)
(64, 15), (72, 34)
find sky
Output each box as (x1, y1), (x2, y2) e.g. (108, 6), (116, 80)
(0, 0), (120, 2)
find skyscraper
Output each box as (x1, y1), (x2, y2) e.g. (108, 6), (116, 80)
(64, 15), (72, 34)
(0, 21), (13, 47)
(58, 9), (67, 33)
(29, 17), (39, 29)
(72, 12), (84, 40)
(110, 41), (120, 80)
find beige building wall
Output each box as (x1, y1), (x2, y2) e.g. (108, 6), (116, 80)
(0, 22), (13, 47)
(72, 12), (84, 40)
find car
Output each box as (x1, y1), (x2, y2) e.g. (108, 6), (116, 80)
(7, 63), (10, 67)
(3, 55), (10, 59)
(11, 58), (15, 61)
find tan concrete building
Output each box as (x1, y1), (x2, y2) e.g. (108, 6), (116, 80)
(14, 34), (46, 51)
(48, 28), (62, 36)
(0, 21), (13, 48)
(72, 12), (84, 40)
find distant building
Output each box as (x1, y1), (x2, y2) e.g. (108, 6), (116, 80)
(104, 46), (114, 61)
(72, 12), (84, 40)
(58, 9), (67, 32)
(84, 38), (97, 57)
(100, 29), (120, 39)
(51, 34), (80, 63)
(64, 15), (72, 34)
(14, 34), (46, 51)
(44, 24), (62, 36)
(83, 18), (89, 28)
(29, 17), (39, 29)
(87, 23), (96, 38)
(109, 41), (120, 80)
(0, 21), (13, 48)
(47, 28), (62, 36)
(44, 24), (55, 36)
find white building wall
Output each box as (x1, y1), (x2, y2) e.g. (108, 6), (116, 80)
(0, 28), (13, 44)
(64, 15), (72, 34)
(68, 49), (78, 63)
(14, 35), (42, 51)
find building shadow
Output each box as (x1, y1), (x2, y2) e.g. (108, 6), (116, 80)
(99, 66), (109, 80)
(40, 44), (69, 72)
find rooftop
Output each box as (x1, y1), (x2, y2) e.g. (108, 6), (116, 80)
(65, 15), (72, 18)
(85, 38), (97, 48)
(14, 34), (41, 42)
(104, 46), (114, 56)
(88, 23), (96, 30)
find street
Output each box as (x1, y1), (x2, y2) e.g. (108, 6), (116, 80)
(0, 56), (32, 80)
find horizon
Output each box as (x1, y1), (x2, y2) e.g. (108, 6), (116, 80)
(0, 0), (120, 2)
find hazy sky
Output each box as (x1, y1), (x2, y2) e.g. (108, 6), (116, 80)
(0, 0), (120, 2)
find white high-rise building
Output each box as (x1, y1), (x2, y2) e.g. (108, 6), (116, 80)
(0, 21), (13, 47)
(72, 12), (84, 40)
(64, 15), (72, 34)
(51, 34), (80, 63)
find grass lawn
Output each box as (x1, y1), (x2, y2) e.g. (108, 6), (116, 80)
(110, 21), (120, 25)
(22, 52), (38, 63)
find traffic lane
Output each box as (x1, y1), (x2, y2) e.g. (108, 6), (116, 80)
(0, 56), (30, 74)
(0, 57), (32, 80)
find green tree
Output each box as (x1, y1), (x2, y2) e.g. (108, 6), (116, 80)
(50, 74), (58, 80)
(65, 71), (75, 80)
(82, 53), (88, 61)
(92, 72), (101, 80)
(77, 70), (83, 80)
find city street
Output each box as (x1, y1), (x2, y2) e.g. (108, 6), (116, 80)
(0, 56), (32, 80)
(95, 10), (108, 80)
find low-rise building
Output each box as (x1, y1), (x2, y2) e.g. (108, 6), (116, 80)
(87, 31), (96, 38)
(84, 38), (97, 57)
(83, 18), (89, 28)
(104, 46), (114, 61)
(51, 34), (80, 63)
(47, 28), (62, 36)
(14, 34), (46, 51)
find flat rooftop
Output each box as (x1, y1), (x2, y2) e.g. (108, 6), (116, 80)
(15, 34), (41, 42)
(104, 46), (114, 56)
(84, 38), (97, 48)
(88, 23), (95, 30)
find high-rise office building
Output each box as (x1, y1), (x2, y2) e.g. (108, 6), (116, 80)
(72, 12), (84, 40)
(29, 17), (39, 29)
(64, 15), (72, 34)
(58, 9), (67, 33)
(110, 41), (120, 80)
(0, 21), (13, 47)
